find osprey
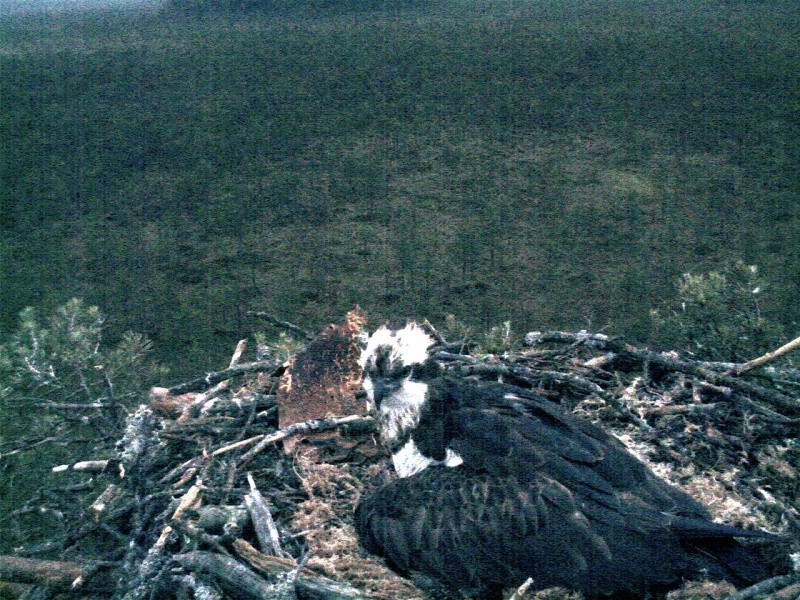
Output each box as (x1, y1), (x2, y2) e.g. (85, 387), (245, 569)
(355, 323), (774, 599)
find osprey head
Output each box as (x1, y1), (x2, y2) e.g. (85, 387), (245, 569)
(359, 322), (436, 408)
(359, 322), (449, 475)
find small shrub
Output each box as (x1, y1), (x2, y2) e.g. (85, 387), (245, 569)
(0, 299), (163, 420)
(651, 261), (785, 362)
(479, 320), (517, 356)
(254, 331), (306, 365)
(0, 299), (163, 551)
(440, 314), (472, 346)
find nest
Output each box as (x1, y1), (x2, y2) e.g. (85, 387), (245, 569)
(1, 318), (799, 600)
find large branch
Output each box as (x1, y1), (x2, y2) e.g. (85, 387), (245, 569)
(244, 473), (285, 557)
(173, 551), (279, 600)
(0, 555), (114, 592)
(723, 572), (800, 600)
(167, 362), (277, 395)
(628, 347), (800, 413)
(733, 334), (800, 375)
(234, 414), (375, 465)
(233, 540), (369, 600)
(247, 312), (315, 340)
(208, 414), (374, 460)
(541, 335), (800, 414)
(456, 361), (605, 395)
(524, 330), (613, 347)
(0, 556), (82, 587)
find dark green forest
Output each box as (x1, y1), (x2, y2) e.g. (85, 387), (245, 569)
(2, 0), (799, 379)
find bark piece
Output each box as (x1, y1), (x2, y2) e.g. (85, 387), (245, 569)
(245, 473), (285, 557)
(277, 309), (376, 461)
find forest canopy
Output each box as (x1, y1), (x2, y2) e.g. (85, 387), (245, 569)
(1, 0), (798, 379)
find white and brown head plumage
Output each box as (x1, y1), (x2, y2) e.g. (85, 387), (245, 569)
(359, 323), (461, 477)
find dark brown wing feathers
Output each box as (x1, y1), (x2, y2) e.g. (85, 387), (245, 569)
(355, 378), (774, 597)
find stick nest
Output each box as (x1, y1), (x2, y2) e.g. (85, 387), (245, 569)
(4, 324), (800, 600)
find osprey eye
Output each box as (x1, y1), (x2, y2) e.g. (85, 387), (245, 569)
(374, 347), (392, 374)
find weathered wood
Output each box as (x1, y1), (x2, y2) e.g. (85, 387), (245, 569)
(0, 437), (58, 461)
(34, 402), (108, 410)
(524, 330), (612, 347)
(433, 351), (481, 364)
(210, 434), (265, 457)
(233, 540), (369, 600)
(420, 319), (448, 346)
(89, 484), (124, 523)
(763, 366), (800, 387)
(508, 577), (534, 600)
(167, 362), (277, 396)
(52, 459), (112, 474)
(456, 361), (605, 394)
(233, 414), (375, 465)
(733, 334), (800, 375)
(173, 551), (285, 600)
(0, 556), (114, 592)
(175, 573), (224, 600)
(244, 473), (285, 557)
(723, 573), (800, 600)
(630, 347), (800, 413)
(642, 403), (720, 416)
(171, 482), (204, 523)
(116, 483), (205, 600)
(0, 556), (83, 587)
(193, 506), (249, 534)
(770, 581), (800, 599)
(177, 339), (250, 423)
(553, 337), (800, 414)
(247, 312), (315, 341)
(580, 352), (617, 369)
(698, 381), (733, 396)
